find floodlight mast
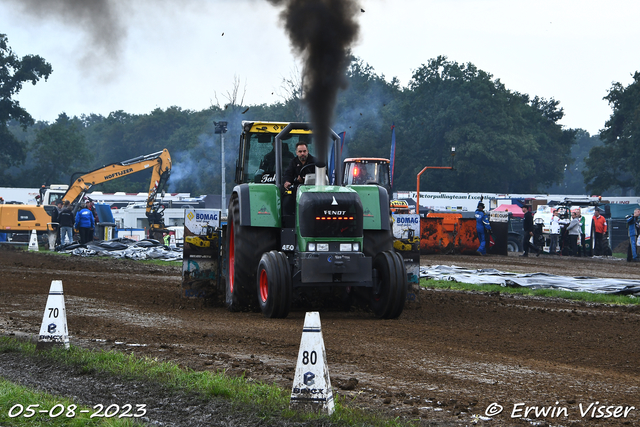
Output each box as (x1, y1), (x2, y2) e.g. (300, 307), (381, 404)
(215, 121), (228, 216)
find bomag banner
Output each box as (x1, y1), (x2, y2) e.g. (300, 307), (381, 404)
(392, 213), (420, 301)
(182, 208), (222, 300)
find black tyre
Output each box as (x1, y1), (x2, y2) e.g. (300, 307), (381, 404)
(257, 251), (292, 318)
(387, 251), (408, 319)
(371, 250), (407, 319)
(363, 220), (393, 258)
(226, 194), (276, 312)
(354, 227), (393, 307)
(507, 235), (521, 252)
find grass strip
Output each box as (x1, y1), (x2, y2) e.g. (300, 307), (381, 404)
(0, 377), (139, 427)
(0, 337), (406, 426)
(421, 278), (639, 305)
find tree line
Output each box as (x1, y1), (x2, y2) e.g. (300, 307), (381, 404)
(2, 33), (638, 197)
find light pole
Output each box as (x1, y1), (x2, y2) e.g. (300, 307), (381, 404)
(214, 121), (228, 216)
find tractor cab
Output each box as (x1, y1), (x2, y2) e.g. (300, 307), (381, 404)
(235, 121), (314, 185)
(342, 158), (391, 193)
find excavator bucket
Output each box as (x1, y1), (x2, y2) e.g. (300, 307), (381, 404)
(419, 213), (479, 254)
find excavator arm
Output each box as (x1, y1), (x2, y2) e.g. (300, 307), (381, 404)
(62, 149), (172, 238)
(144, 150), (172, 238)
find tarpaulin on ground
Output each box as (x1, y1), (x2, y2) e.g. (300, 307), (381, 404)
(420, 265), (640, 295)
(58, 238), (182, 261)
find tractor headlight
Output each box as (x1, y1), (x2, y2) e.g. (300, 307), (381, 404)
(340, 243), (352, 252)
(308, 242), (316, 251)
(317, 243), (329, 251)
(352, 242), (359, 252)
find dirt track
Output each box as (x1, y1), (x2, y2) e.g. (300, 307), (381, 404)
(1, 246), (640, 426)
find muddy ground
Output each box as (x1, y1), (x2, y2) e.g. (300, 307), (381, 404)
(1, 246), (639, 426)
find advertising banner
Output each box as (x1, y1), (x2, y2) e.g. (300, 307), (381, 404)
(182, 209), (222, 299)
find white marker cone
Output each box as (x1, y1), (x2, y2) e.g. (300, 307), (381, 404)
(28, 229), (39, 252)
(290, 312), (334, 415)
(169, 234), (176, 248)
(35, 280), (69, 351)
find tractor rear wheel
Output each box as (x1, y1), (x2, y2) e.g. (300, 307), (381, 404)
(257, 251), (292, 318)
(371, 250), (407, 319)
(388, 251), (408, 319)
(226, 194), (276, 312)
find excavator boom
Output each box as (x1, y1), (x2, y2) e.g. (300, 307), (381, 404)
(62, 149), (172, 239)
(63, 149), (172, 204)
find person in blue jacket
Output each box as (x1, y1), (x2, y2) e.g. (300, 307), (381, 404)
(626, 208), (640, 262)
(74, 203), (95, 245)
(475, 202), (491, 255)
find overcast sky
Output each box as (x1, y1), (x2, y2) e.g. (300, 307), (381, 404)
(1, 0), (638, 135)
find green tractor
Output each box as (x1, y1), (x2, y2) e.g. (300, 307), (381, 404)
(224, 121), (407, 319)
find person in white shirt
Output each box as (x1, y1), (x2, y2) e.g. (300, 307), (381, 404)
(549, 212), (561, 255)
(566, 211), (581, 256)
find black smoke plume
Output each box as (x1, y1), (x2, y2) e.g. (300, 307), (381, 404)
(267, 0), (360, 166)
(3, 0), (127, 75)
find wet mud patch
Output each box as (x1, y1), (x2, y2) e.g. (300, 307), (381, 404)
(1, 248), (640, 426)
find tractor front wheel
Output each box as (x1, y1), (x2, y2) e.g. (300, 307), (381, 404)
(257, 251), (292, 318)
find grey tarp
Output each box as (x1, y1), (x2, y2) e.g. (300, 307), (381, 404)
(420, 265), (640, 296)
(61, 238), (182, 261)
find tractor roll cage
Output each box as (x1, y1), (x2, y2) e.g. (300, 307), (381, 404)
(274, 123), (342, 190)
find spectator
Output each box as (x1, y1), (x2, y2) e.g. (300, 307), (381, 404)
(626, 208), (640, 262)
(58, 201), (75, 245)
(85, 198), (100, 225)
(0, 196), (5, 241)
(577, 209), (586, 257)
(474, 202), (491, 256)
(74, 203), (95, 245)
(51, 200), (63, 246)
(549, 211), (560, 255)
(592, 208), (608, 256)
(521, 205), (540, 257)
(566, 211), (581, 256)
(38, 184), (46, 206)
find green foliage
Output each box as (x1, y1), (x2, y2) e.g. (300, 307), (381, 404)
(392, 56), (575, 193)
(3, 55), (592, 197)
(0, 34), (52, 185)
(333, 57), (401, 162)
(0, 377), (136, 426)
(0, 337), (409, 426)
(545, 129), (602, 194)
(584, 72), (640, 195)
(26, 113), (92, 186)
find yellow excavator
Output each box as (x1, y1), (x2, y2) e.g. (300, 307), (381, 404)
(62, 149), (172, 240)
(0, 149), (172, 242)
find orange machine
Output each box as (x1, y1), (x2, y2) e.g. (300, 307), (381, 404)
(0, 204), (56, 244)
(62, 149), (172, 240)
(0, 149), (172, 242)
(420, 213), (478, 254)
